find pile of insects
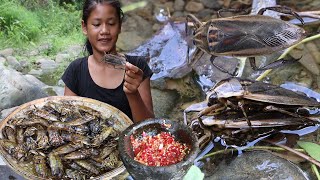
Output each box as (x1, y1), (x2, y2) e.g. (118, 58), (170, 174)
(0, 99), (124, 180)
(184, 77), (320, 148)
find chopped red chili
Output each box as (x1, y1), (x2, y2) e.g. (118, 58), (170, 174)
(130, 131), (190, 166)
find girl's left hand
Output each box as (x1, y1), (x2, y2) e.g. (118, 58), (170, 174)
(123, 62), (143, 94)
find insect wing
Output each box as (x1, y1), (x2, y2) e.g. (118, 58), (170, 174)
(209, 15), (305, 56)
(212, 78), (244, 98)
(244, 81), (320, 106)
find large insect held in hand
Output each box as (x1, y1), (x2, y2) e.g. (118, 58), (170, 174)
(186, 6), (306, 74)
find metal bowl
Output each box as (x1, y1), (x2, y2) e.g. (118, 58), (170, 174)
(0, 96), (132, 180)
(118, 118), (199, 180)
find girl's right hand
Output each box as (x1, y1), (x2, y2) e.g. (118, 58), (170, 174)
(123, 62), (143, 94)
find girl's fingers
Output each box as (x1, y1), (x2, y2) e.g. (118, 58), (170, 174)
(125, 62), (141, 73)
(124, 62), (143, 94)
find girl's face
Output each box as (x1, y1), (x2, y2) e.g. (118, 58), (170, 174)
(82, 3), (121, 55)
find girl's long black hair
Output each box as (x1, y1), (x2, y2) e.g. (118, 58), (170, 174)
(82, 0), (124, 55)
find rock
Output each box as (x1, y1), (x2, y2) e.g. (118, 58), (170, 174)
(122, 14), (153, 38)
(43, 86), (64, 96)
(0, 57), (6, 66)
(192, 53), (238, 91)
(0, 66), (48, 110)
(38, 43), (52, 53)
(0, 165), (25, 180)
(151, 88), (179, 118)
(164, 2), (174, 13)
(6, 56), (22, 72)
(26, 49), (40, 57)
(201, 0), (223, 9)
(205, 151), (309, 180)
(298, 48), (320, 76)
(185, 1), (204, 13)
(174, 0), (185, 11)
(305, 42), (320, 64)
(117, 31), (146, 51)
(64, 45), (83, 58)
(0, 106), (18, 121)
(36, 58), (59, 74)
(128, 22), (192, 80)
(28, 69), (43, 78)
(196, 8), (215, 20)
(134, 2), (154, 22)
(57, 79), (65, 87)
(19, 59), (31, 73)
(151, 78), (167, 90)
(165, 74), (201, 100)
(55, 53), (71, 63)
(296, 76), (313, 89)
(172, 11), (185, 18)
(0, 48), (14, 57)
(24, 74), (47, 88)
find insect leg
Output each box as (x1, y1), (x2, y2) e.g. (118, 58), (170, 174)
(197, 103), (226, 118)
(198, 128), (212, 150)
(210, 56), (238, 76)
(249, 57), (258, 71)
(264, 105), (318, 122)
(238, 100), (252, 127)
(254, 56), (302, 71)
(189, 48), (205, 66)
(186, 14), (204, 65)
(258, 6), (304, 25)
(186, 14), (203, 29)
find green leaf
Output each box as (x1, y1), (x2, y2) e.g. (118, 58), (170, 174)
(311, 164), (320, 180)
(297, 141), (320, 161)
(183, 165), (204, 180)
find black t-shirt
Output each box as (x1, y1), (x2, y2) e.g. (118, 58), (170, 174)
(61, 55), (153, 120)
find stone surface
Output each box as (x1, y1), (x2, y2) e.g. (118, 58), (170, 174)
(205, 151), (309, 180)
(151, 88), (179, 118)
(0, 165), (25, 180)
(0, 48), (14, 57)
(0, 66), (47, 110)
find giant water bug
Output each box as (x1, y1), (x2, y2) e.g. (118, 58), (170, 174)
(198, 77), (320, 127)
(186, 6), (306, 75)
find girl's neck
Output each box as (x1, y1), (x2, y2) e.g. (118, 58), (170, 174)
(88, 53), (125, 89)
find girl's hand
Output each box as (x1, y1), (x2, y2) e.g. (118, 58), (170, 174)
(123, 62), (143, 94)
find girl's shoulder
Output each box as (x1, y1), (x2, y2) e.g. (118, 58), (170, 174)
(66, 56), (88, 72)
(69, 56), (88, 66)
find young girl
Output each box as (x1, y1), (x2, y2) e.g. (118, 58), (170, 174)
(62, 0), (154, 122)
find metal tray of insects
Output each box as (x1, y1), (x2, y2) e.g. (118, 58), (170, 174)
(0, 96), (133, 180)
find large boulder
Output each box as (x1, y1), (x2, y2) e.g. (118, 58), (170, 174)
(0, 65), (48, 111)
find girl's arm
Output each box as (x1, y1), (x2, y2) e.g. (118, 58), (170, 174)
(126, 78), (154, 122)
(64, 86), (78, 96)
(124, 63), (155, 122)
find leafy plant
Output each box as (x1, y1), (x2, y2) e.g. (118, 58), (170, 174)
(297, 141), (320, 161)
(183, 165), (204, 180)
(297, 141), (320, 179)
(0, 0), (82, 54)
(0, 1), (41, 47)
